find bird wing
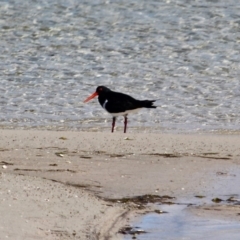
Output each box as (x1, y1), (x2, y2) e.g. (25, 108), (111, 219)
(106, 92), (140, 113)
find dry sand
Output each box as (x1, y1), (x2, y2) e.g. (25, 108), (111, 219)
(0, 129), (240, 239)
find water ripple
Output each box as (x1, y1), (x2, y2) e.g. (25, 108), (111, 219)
(0, 0), (240, 132)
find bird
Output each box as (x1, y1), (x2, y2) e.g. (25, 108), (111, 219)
(83, 86), (157, 133)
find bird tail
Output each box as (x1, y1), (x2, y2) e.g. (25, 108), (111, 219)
(141, 100), (157, 108)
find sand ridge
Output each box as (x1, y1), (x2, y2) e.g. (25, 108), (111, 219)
(1, 129), (240, 239)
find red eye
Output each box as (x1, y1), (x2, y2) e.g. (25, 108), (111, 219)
(99, 87), (102, 91)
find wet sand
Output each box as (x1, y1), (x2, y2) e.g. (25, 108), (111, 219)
(0, 129), (240, 239)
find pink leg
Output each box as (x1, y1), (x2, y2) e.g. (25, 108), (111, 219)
(111, 117), (116, 133)
(124, 116), (128, 133)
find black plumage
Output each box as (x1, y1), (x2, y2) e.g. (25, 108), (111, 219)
(84, 86), (157, 133)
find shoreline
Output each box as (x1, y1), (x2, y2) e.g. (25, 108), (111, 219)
(2, 125), (240, 136)
(1, 129), (240, 239)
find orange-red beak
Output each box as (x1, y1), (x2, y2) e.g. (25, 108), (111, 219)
(83, 92), (98, 103)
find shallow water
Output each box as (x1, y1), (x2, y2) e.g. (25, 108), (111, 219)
(124, 203), (240, 240)
(123, 167), (240, 240)
(0, 0), (240, 132)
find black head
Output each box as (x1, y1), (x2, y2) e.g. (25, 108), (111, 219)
(96, 86), (111, 94)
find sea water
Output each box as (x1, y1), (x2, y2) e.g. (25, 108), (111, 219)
(0, 0), (240, 132)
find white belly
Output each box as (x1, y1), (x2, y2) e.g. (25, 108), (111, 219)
(101, 99), (141, 117)
(110, 108), (141, 117)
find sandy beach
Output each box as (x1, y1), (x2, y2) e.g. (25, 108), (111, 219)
(1, 129), (240, 239)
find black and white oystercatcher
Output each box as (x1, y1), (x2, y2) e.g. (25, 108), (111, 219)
(84, 86), (157, 133)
